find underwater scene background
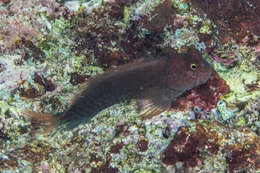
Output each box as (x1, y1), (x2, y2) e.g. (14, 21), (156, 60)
(0, 0), (259, 172)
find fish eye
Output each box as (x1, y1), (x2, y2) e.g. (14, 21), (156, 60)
(190, 64), (197, 70)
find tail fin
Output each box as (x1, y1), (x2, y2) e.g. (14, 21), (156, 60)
(21, 110), (61, 134)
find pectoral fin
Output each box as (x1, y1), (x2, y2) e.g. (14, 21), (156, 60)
(137, 87), (180, 119)
(137, 100), (170, 119)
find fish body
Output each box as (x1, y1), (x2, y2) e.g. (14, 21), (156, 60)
(23, 48), (212, 130)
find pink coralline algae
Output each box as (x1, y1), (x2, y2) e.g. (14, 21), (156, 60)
(0, 18), (41, 50)
(191, 0), (260, 44)
(0, 57), (33, 90)
(172, 71), (230, 111)
(110, 142), (124, 153)
(161, 123), (219, 167)
(161, 121), (260, 171)
(0, 0), (69, 50)
(137, 137), (149, 152)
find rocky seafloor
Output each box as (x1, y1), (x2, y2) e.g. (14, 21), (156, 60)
(0, 0), (259, 172)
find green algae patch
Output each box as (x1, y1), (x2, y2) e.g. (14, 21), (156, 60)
(199, 19), (212, 34)
(216, 100), (236, 121)
(172, 0), (190, 13)
(211, 43), (260, 135)
(215, 46), (260, 105)
(123, 6), (131, 23)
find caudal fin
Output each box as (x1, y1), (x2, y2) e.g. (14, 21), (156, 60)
(21, 110), (61, 134)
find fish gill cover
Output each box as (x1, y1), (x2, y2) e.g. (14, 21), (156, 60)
(0, 0), (259, 172)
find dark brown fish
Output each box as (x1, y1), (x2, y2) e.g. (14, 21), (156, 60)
(23, 48), (212, 131)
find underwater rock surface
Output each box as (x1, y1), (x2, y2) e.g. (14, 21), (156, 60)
(0, 0), (259, 172)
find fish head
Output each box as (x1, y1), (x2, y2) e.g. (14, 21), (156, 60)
(166, 48), (213, 91)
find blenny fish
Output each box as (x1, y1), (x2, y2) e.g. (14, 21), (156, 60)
(23, 48), (212, 131)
